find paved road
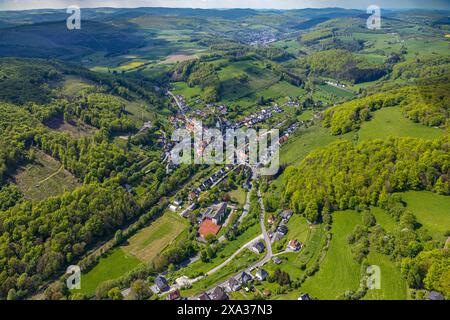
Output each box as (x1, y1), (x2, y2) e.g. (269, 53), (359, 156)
(254, 185), (273, 267)
(167, 90), (189, 123)
(206, 235), (263, 276)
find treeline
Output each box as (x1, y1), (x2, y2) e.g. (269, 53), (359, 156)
(322, 84), (449, 134)
(0, 183), (141, 300)
(283, 136), (450, 223)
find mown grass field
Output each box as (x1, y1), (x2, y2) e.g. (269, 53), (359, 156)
(400, 191), (450, 240)
(280, 124), (351, 166)
(371, 207), (398, 234)
(319, 84), (355, 98)
(357, 107), (444, 141)
(363, 252), (407, 300)
(299, 210), (362, 299)
(13, 151), (80, 201)
(76, 248), (141, 297)
(123, 211), (188, 262)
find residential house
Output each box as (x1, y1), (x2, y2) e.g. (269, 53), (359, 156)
(225, 278), (241, 292)
(272, 232), (284, 242)
(174, 198), (183, 206)
(197, 292), (211, 300)
(267, 215), (275, 225)
(155, 276), (170, 293)
(272, 257), (282, 265)
(429, 291), (444, 300)
(188, 191), (197, 201)
(168, 205), (178, 212)
(280, 210), (293, 222)
(210, 286), (228, 300)
(287, 239), (302, 251)
(167, 289), (181, 300)
(251, 241), (265, 254)
(121, 288), (131, 298)
(255, 269), (269, 281)
(277, 225), (288, 235)
(298, 293), (313, 300)
(239, 272), (253, 284)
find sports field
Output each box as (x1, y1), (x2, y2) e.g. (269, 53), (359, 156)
(123, 211), (188, 262)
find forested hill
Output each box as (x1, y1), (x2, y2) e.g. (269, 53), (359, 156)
(0, 58), (164, 105)
(322, 84), (450, 135)
(283, 136), (450, 223)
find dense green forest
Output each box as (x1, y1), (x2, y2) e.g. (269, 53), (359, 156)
(283, 136), (450, 222)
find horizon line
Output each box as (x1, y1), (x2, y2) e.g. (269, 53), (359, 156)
(1, 6), (449, 12)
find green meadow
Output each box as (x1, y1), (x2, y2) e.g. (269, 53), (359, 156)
(299, 210), (362, 299)
(77, 248), (141, 297)
(400, 191), (450, 240)
(357, 107), (444, 141)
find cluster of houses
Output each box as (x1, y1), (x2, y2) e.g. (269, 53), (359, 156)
(268, 210), (292, 242)
(175, 94), (190, 114)
(195, 266), (270, 300)
(325, 80), (346, 88)
(188, 165), (234, 201)
(237, 106), (283, 128)
(278, 122), (301, 144)
(267, 210), (302, 251)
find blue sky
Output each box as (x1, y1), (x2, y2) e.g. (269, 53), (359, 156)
(1, 0), (450, 10)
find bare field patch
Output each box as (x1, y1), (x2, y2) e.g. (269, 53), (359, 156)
(159, 53), (199, 64)
(13, 150), (80, 201)
(45, 117), (95, 138)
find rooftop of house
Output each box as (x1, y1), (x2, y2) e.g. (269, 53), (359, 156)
(210, 286), (227, 300)
(256, 269), (268, 278)
(429, 291), (444, 300)
(198, 292), (211, 300)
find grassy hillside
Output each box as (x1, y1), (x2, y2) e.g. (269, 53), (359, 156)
(400, 191), (450, 240)
(299, 210), (361, 299)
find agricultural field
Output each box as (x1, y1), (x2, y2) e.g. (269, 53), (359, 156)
(13, 151), (80, 201)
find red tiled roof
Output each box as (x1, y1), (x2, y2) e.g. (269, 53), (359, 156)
(199, 219), (221, 238)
